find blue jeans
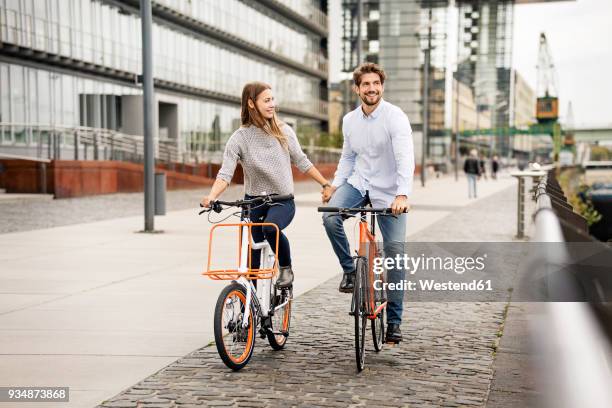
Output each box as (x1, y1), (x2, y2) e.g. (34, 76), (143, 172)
(246, 195), (296, 268)
(322, 183), (407, 325)
(467, 174), (478, 198)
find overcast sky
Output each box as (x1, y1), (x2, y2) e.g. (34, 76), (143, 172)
(328, 0), (612, 127)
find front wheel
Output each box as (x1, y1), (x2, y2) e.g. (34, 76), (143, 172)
(267, 286), (292, 350)
(213, 282), (255, 371)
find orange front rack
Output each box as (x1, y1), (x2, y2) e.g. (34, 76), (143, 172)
(202, 223), (280, 281)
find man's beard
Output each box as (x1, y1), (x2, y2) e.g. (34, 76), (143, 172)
(360, 92), (381, 106)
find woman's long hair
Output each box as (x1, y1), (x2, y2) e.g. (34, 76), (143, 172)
(241, 82), (288, 149)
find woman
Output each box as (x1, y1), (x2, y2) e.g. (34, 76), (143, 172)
(201, 82), (331, 288)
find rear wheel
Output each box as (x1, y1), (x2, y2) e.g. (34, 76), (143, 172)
(372, 308), (385, 352)
(267, 286), (292, 350)
(354, 258), (368, 372)
(213, 282), (255, 371)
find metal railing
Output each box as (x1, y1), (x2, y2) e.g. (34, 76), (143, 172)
(531, 170), (612, 408)
(0, 123), (179, 164)
(304, 146), (341, 164)
(0, 123), (342, 165)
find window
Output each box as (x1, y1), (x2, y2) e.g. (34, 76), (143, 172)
(390, 11), (400, 37)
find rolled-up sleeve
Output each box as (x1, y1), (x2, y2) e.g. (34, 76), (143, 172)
(332, 118), (356, 188)
(285, 125), (313, 173)
(389, 109), (415, 196)
(216, 133), (241, 184)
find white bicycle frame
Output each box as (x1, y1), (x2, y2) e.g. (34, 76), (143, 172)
(236, 217), (290, 329)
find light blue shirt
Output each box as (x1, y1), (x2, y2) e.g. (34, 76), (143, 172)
(332, 99), (415, 208)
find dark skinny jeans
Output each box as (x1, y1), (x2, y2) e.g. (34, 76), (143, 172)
(245, 195), (295, 269)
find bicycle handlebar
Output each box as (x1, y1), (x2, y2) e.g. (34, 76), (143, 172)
(317, 206), (408, 215)
(217, 194), (294, 207)
(199, 194), (294, 215)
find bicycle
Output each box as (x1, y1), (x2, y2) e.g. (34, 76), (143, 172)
(199, 194), (294, 371)
(318, 204), (407, 372)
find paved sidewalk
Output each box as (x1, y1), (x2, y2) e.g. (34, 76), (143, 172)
(0, 172), (519, 407)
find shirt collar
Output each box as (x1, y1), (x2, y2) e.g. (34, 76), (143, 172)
(361, 99), (385, 119)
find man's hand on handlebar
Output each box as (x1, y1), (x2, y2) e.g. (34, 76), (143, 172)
(390, 195), (410, 215)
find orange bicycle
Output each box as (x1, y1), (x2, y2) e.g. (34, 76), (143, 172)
(318, 205), (406, 371)
(200, 194), (293, 370)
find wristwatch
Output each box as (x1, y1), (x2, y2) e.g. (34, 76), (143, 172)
(322, 183), (331, 189)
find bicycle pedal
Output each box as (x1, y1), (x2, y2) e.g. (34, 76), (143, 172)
(348, 311), (355, 316)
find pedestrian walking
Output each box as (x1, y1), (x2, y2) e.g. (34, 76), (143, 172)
(479, 154), (488, 180)
(491, 155), (500, 180)
(464, 149), (481, 199)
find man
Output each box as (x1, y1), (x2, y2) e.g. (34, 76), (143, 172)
(491, 155), (500, 180)
(464, 149), (481, 198)
(320, 63), (414, 343)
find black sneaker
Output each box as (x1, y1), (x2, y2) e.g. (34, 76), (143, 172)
(386, 323), (402, 343)
(275, 266), (294, 288)
(339, 272), (355, 293)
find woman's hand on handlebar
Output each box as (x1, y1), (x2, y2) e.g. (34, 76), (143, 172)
(202, 179), (229, 208)
(201, 195), (214, 208)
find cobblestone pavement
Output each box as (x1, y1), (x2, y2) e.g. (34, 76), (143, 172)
(98, 276), (504, 408)
(98, 186), (519, 408)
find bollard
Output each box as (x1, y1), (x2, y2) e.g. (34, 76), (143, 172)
(154, 172), (166, 216)
(517, 177), (525, 238)
(511, 170), (546, 239)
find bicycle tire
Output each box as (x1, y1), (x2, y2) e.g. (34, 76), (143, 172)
(267, 286), (292, 350)
(213, 282), (255, 371)
(354, 257), (368, 372)
(372, 269), (386, 352)
(372, 308), (385, 352)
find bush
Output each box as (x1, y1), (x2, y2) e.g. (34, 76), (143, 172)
(590, 146), (611, 161)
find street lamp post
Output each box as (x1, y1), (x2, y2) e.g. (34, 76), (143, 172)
(356, 0), (362, 66)
(418, 7), (434, 188)
(140, 0), (155, 232)
(422, 43), (430, 188)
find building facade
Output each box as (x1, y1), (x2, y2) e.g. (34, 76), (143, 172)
(341, 0), (449, 165)
(452, 77), (491, 133)
(512, 69), (535, 127)
(0, 0), (328, 162)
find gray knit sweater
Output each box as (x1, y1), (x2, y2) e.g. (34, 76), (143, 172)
(216, 124), (314, 196)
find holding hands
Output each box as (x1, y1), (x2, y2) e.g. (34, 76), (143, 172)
(321, 184), (336, 203)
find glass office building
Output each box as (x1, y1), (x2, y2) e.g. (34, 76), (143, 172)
(341, 0), (449, 165)
(0, 0), (328, 162)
